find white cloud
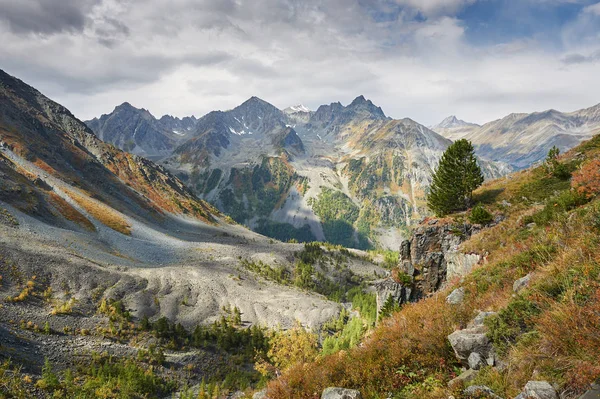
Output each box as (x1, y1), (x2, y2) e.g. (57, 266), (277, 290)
(0, 0), (598, 127)
(584, 2), (600, 15)
(394, 0), (476, 16)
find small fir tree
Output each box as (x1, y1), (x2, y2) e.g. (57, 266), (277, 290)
(427, 139), (484, 216)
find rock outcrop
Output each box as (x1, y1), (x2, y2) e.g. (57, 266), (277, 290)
(400, 221), (480, 297)
(374, 278), (413, 316)
(514, 381), (558, 399)
(513, 273), (533, 293)
(321, 387), (362, 399)
(375, 221), (482, 318)
(463, 385), (504, 399)
(448, 311), (497, 368)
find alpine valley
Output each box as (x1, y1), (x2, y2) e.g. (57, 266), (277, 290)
(87, 96), (514, 249)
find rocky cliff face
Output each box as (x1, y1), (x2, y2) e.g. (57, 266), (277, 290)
(374, 220), (483, 316)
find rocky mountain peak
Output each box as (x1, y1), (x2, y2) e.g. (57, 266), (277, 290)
(284, 104), (311, 114)
(434, 115), (477, 129)
(347, 95), (387, 119)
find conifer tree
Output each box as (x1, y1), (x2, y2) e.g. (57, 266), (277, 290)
(427, 139), (484, 216)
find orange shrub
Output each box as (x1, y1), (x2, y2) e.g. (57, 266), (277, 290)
(572, 159), (600, 199)
(266, 296), (459, 398)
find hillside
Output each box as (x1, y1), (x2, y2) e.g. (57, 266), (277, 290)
(263, 133), (600, 398)
(90, 96), (510, 250)
(0, 70), (393, 396)
(433, 104), (600, 169)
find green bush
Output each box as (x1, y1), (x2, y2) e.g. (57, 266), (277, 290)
(485, 297), (540, 355)
(468, 204), (494, 225)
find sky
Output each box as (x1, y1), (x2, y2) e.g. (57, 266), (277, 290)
(1, 0), (599, 126)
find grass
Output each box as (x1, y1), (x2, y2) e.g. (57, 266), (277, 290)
(66, 189), (131, 235)
(48, 192), (96, 231)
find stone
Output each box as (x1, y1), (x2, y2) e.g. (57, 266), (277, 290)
(446, 287), (465, 305)
(400, 239), (411, 261)
(448, 329), (492, 365)
(446, 252), (481, 281)
(579, 381), (600, 399)
(448, 312), (496, 367)
(514, 381), (557, 399)
(253, 389), (267, 399)
(513, 273), (532, 293)
(400, 260), (415, 276)
(374, 278), (409, 319)
(463, 385), (504, 399)
(448, 369), (479, 389)
(468, 352), (485, 370)
(321, 387), (362, 399)
(470, 311), (497, 328)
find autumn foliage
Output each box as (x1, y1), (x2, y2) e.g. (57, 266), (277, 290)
(572, 159), (600, 199)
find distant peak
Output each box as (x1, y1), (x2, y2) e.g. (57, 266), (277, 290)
(115, 101), (135, 110)
(434, 115), (476, 129)
(347, 95), (387, 119)
(284, 104), (311, 113)
(350, 95), (368, 106)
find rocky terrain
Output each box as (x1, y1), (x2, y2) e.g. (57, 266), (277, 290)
(432, 104), (600, 169)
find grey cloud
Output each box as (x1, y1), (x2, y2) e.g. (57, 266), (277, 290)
(0, 0), (99, 35)
(561, 50), (600, 64)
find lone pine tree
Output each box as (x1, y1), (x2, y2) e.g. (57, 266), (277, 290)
(427, 139), (484, 216)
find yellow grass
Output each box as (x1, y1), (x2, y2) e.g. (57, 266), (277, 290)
(66, 190), (131, 235)
(48, 192), (96, 232)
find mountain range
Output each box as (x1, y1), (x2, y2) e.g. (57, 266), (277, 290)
(431, 105), (600, 168)
(85, 96), (510, 249)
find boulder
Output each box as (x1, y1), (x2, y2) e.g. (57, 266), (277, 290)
(253, 389), (267, 399)
(321, 387), (362, 399)
(514, 381), (557, 399)
(468, 352), (485, 370)
(470, 311), (497, 328)
(513, 273), (532, 293)
(448, 312), (496, 367)
(579, 381), (600, 399)
(446, 287), (465, 305)
(464, 385), (504, 399)
(448, 329), (493, 366)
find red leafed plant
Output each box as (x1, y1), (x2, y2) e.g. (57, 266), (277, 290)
(572, 159), (600, 199)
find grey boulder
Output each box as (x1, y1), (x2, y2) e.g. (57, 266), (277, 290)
(468, 352), (485, 370)
(513, 273), (532, 293)
(446, 287), (465, 305)
(322, 387), (362, 399)
(464, 385), (504, 399)
(514, 381), (557, 399)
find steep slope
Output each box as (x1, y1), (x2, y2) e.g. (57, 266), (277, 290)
(430, 115), (480, 141)
(433, 105), (600, 169)
(85, 103), (192, 158)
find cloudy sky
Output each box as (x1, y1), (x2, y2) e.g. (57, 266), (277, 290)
(1, 0), (599, 125)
